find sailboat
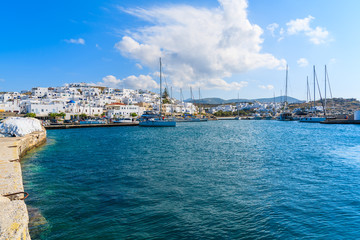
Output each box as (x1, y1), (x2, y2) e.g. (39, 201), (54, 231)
(299, 65), (326, 123)
(139, 58), (176, 127)
(278, 65), (294, 121)
(235, 93), (241, 120)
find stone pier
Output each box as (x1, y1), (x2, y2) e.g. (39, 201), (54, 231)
(0, 130), (46, 240)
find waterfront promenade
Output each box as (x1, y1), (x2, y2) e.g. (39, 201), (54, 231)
(0, 131), (46, 240)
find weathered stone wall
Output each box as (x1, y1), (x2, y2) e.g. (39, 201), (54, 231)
(0, 130), (46, 240)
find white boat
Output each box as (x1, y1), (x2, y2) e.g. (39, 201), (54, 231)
(299, 66), (327, 123)
(79, 119), (106, 124)
(139, 118), (176, 127)
(254, 114), (262, 120)
(299, 117), (326, 123)
(139, 58), (176, 127)
(139, 112), (176, 127)
(113, 118), (133, 123)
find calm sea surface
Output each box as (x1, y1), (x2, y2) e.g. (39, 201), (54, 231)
(22, 120), (360, 239)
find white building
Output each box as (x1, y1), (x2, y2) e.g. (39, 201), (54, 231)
(25, 103), (65, 116)
(106, 103), (140, 118)
(0, 92), (21, 103)
(65, 102), (104, 116)
(31, 87), (49, 98)
(0, 102), (21, 112)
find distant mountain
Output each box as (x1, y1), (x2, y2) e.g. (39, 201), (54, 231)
(185, 96), (303, 105)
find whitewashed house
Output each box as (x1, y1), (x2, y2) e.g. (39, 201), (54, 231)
(106, 103), (140, 118)
(31, 87), (49, 98)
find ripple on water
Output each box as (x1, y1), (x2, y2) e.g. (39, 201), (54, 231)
(21, 121), (360, 239)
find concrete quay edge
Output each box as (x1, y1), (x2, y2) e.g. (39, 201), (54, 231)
(0, 130), (46, 240)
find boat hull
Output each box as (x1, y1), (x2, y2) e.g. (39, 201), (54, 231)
(299, 117), (326, 123)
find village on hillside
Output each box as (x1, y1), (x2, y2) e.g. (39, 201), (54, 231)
(0, 83), (359, 121)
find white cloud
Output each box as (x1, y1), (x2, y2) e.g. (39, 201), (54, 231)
(329, 58), (336, 64)
(97, 74), (158, 90)
(297, 58), (309, 67)
(65, 38), (85, 45)
(124, 75), (159, 89)
(259, 84), (274, 90)
(115, 0), (285, 91)
(96, 44), (101, 49)
(0, 78), (5, 82)
(267, 23), (279, 37)
(287, 16), (313, 34)
(286, 15), (329, 45)
(135, 63), (143, 69)
(99, 75), (122, 88)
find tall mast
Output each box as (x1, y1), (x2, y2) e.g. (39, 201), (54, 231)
(324, 65), (327, 116)
(238, 92), (240, 117)
(171, 86), (173, 117)
(313, 65), (316, 113)
(307, 76), (311, 110)
(306, 76), (309, 103)
(285, 64), (288, 109)
(159, 58), (162, 116)
(273, 92), (275, 114)
(198, 88), (201, 115)
(180, 88), (184, 113)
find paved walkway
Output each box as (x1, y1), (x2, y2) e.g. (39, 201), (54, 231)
(0, 132), (46, 240)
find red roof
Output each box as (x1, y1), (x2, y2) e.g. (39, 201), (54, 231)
(108, 102), (126, 106)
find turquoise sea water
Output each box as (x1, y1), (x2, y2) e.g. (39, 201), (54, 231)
(22, 121), (360, 239)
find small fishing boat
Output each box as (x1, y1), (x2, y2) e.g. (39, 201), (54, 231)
(278, 112), (293, 121)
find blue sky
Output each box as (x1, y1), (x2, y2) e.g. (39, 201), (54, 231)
(1, 0), (359, 101)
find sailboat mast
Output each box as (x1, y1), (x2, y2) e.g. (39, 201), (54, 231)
(273, 92), (275, 114)
(313, 65), (316, 113)
(159, 58), (162, 117)
(285, 65), (288, 109)
(238, 92), (240, 117)
(171, 86), (173, 117)
(306, 76), (309, 102)
(324, 65), (327, 116)
(307, 76), (311, 110)
(198, 88), (201, 115)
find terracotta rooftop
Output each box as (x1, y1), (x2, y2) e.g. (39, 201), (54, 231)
(108, 102), (126, 106)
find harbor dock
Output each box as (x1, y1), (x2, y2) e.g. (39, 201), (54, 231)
(321, 119), (360, 124)
(0, 130), (46, 240)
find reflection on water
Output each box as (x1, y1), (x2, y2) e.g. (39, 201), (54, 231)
(22, 121), (360, 239)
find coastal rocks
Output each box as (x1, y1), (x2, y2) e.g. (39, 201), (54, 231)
(28, 207), (49, 238)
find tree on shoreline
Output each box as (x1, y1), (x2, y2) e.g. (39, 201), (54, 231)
(25, 113), (36, 118)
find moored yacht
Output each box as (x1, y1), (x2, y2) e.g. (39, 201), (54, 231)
(138, 58), (176, 127)
(299, 116), (326, 123)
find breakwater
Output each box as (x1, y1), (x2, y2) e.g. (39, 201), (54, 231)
(45, 122), (138, 130)
(0, 130), (46, 240)
(321, 119), (360, 124)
